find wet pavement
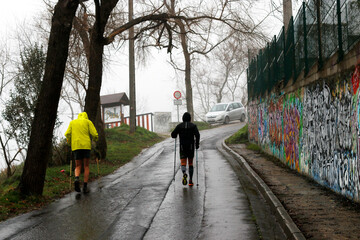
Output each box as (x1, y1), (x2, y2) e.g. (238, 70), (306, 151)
(0, 123), (286, 240)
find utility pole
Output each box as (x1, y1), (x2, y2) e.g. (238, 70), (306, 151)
(129, 0), (136, 133)
(283, 0), (293, 33)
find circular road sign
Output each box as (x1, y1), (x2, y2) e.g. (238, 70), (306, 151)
(173, 91), (181, 100)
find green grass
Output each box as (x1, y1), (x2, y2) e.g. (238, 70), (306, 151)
(225, 124), (248, 144)
(0, 124), (163, 222)
(246, 143), (262, 152)
(194, 121), (213, 131)
(105, 124), (163, 163)
(170, 121), (213, 133)
(225, 124), (263, 153)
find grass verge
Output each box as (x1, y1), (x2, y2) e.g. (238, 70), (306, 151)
(0, 124), (163, 222)
(225, 124), (248, 144)
(195, 121), (214, 131)
(225, 124), (263, 153)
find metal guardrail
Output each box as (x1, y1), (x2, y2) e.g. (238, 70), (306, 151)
(247, 0), (360, 99)
(105, 112), (154, 131)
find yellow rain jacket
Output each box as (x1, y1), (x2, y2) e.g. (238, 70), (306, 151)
(65, 112), (98, 151)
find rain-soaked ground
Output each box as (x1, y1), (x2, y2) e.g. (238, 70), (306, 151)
(0, 122), (286, 240)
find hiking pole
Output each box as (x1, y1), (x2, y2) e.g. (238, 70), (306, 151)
(173, 138), (176, 181)
(196, 149), (199, 186)
(69, 151), (72, 190)
(96, 157), (100, 176)
(66, 142), (72, 190)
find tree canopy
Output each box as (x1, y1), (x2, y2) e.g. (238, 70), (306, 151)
(2, 44), (46, 148)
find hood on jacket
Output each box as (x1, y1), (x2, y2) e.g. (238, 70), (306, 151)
(78, 112), (89, 120)
(182, 112), (191, 122)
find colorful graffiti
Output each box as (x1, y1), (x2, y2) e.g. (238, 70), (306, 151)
(258, 100), (269, 146)
(247, 102), (258, 142)
(247, 66), (360, 202)
(268, 96), (283, 158)
(352, 64), (360, 94)
(283, 92), (302, 171)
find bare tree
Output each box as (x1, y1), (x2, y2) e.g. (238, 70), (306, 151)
(0, 130), (22, 178)
(35, 1), (87, 117)
(192, 27), (264, 116)
(37, 0), (127, 158)
(18, 0), (79, 196)
(0, 44), (14, 96)
(211, 33), (249, 103)
(0, 42), (26, 178)
(193, 66), (213, 117)
(160, 0), (268, 118)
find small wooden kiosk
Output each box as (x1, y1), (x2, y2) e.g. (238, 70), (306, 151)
(100, 93), (129, 127)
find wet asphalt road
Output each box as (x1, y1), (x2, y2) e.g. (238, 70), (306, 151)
(0, 123), (284, 240)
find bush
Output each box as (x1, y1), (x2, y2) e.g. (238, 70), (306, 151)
(49, 139), (71, 167)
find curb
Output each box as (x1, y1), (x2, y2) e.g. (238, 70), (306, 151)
(222, 141), (306, 240)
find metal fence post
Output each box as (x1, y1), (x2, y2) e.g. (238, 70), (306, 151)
(274, 35), (278, 85)
(337, 0), (344, 62)
(303, 2), (309, 75)
(284, 16), (295, 85)
(316, 0), (323, 70)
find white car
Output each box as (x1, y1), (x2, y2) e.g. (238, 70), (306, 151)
(205, 102), (246, 124)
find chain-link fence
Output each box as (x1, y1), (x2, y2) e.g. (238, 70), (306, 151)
(247, 0), (360, 99)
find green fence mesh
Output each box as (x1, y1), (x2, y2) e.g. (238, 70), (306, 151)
(247, 0), (360, 100)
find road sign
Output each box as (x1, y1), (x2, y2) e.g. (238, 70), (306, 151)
(174, 99), (182, 105)
(173, 91), (181, 100)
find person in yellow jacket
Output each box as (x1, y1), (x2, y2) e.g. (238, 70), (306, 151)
(65, 112), (98, 193)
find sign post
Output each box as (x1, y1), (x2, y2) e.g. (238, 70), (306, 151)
(173, 91), (182, 123)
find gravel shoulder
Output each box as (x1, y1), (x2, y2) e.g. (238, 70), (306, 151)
(229, 144), (360, 240)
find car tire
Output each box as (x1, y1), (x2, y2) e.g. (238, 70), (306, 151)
(240, 114), (245, 122)
(224, 116), (230, 124)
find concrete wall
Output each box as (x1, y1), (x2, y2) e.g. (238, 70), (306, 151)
(248, 43), (360, 202)
(153, 112), (172, 133)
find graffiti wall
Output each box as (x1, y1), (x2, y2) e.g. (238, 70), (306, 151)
(248, 66), (360, 201)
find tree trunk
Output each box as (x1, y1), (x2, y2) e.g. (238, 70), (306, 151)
(84, 0), (103, 122)
(84, 0), (118, 159)
(178, 22), (194, 118)
(95, 102), (107, 159)
(84, 25), (108, 160)
(184, 55), (194, 118)
(167, 1), (194, 119)
(84, 23), (104, 131)
(18, 0), (79, 196)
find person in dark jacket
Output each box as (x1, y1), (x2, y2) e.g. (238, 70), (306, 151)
(171, 112), (200, 186)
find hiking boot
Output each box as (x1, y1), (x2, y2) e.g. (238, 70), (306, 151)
(189, 180), (194, 187)
(74, 180), (81, 192)
(182, 173), (188, 185)
(83, 183), (89, 194)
